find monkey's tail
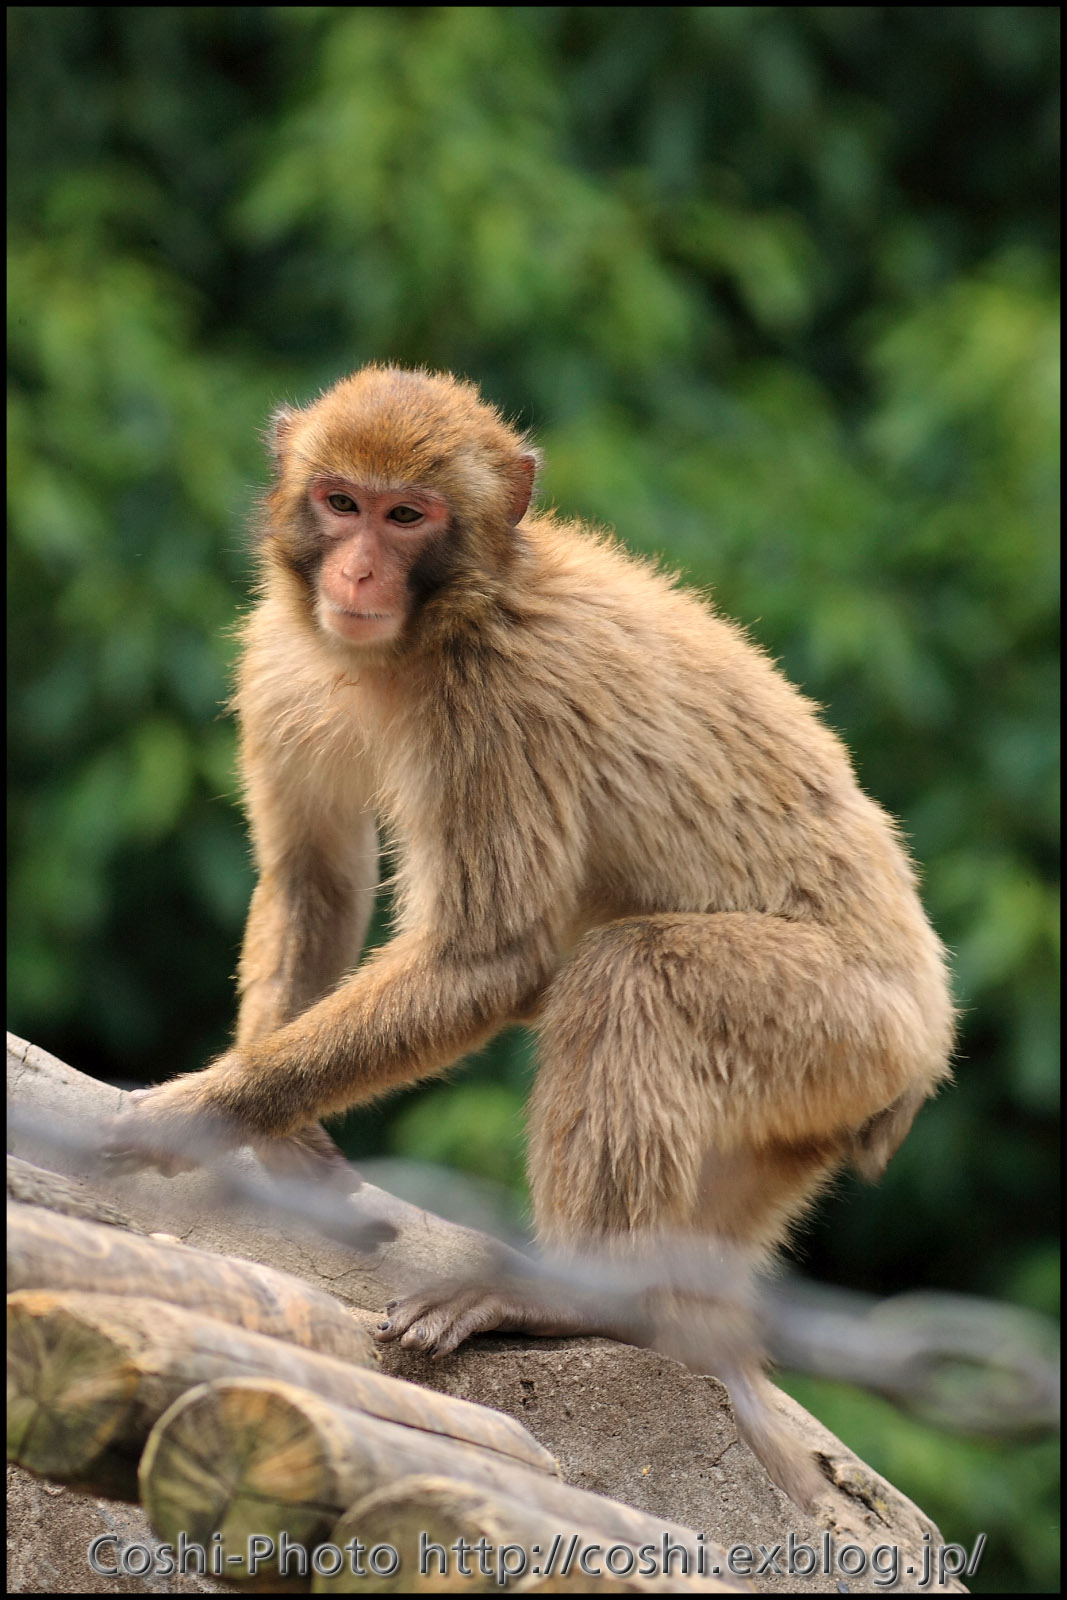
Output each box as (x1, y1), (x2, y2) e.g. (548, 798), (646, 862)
(725, 1361), (826, 1514)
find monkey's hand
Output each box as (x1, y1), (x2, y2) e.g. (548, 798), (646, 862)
(104, 1063), (359, 1190)
(102, 1070), (245, 1176)
(252, 1120), (361, 1192)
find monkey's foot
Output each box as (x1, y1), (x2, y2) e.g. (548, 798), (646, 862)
(374, 1281), (614, 1358)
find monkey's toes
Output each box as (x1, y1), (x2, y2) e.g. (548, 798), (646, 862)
(374, 1293), (436, 1345)
(375, 1286), (512, 1357)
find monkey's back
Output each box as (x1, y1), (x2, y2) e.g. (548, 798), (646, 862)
(239, 508), (950, 1033)
(483, 515), (948, 994)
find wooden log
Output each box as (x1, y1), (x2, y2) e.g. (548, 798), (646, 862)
(7, 1032), (504, 1311)
(7, 1153), (138, 1230)
(7, 1034), (967, 1595)
(321, 1475), (744, 1593)
(140, 1380), (735, 1586)
(7, 1203), (375, 1364)
(6, 1290), (556, 1499)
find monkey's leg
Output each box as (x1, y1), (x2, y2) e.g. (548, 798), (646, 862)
(383, 909), (940, 1340)
(524, 911), (934, 1510)
(379, 911), (944, 1508)
(377, 914), (861, 1341)
(528, 910), (949, 1248)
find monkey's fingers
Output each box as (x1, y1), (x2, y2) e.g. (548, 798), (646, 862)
(253, 1123), (362, 1193)
(100, 1112), (199, 1177)
(101, 1143), (193, 1177)
(100, 1088), (234, 1177)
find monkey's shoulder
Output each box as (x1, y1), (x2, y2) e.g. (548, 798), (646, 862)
(514, 515), (791, 668)
(496, 520), (841, 754)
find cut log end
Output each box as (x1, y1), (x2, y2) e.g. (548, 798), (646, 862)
(7, 1291), (139, 1496)
(140, 1380), (337, 1576)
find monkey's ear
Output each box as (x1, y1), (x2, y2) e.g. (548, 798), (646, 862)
(510, 450), (541, 524)
(266, 404), (301, 466)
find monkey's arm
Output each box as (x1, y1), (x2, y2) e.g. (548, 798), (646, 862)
(106, 923), (558, 1171)
(233, 805), (379, 1048)
(230, 923), (557, 1128)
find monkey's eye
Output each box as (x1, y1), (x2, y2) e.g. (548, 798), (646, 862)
(388, 505), (423, 525)
(326, 492), (359, 513)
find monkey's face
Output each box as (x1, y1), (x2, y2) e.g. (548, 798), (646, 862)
(307, 478), (452, 647)
(263, 367), (539, 647)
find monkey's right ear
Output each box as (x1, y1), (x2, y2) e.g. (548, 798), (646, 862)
(510, 450), (542, 524)
(266, 404), (301, 466)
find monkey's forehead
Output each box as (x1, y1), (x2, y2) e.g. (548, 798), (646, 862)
(275, 371), (527, 515)
(306, 366), (522, 463)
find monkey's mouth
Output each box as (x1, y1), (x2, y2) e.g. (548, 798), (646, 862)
(321, 602), (400, 644)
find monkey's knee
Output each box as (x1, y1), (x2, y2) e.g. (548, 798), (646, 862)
(849, 1082), (929, 1181)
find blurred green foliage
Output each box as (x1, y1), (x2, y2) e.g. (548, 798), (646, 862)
(7, 9), (1058, 1589)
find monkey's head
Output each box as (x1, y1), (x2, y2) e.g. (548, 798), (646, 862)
(263, 365), (538, 651)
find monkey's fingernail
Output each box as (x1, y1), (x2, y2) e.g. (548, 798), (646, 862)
(377, 1320), (391, 1331)
(385, 1300), (399, 1311)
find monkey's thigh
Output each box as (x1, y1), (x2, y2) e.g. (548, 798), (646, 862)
(528, 912), (928, 1245)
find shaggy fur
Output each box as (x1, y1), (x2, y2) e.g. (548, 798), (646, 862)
(227, 367), (953, 1248)
(114, 367), (955, 1503)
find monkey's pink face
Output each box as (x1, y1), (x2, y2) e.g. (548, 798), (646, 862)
(309, 480), (451, 646)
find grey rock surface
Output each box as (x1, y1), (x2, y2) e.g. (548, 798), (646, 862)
(7, 1034), (965, 1593)
(6, 1465), (226, 1595)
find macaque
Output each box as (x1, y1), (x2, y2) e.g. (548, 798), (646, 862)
(109, 365), (954, 1504)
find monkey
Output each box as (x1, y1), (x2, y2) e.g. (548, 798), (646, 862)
(107, 364), (955, 1505)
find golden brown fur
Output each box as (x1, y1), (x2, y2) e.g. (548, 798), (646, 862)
(110, 366), (955, 1501)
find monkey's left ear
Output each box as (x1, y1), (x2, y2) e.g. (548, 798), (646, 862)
(510, 451), (542, 524)
(266, 404), (301, 467)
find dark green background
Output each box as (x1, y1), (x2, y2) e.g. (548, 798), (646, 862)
(8, 9), (1059, 1590)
